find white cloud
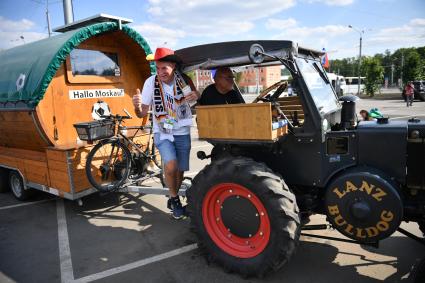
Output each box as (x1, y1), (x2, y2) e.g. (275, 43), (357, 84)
(280, 24), (350, 37)
(332, 18), (425, 59)
(266, 18), (297, 30)
(322, 0), (354, 5)
(0, 17), (46, 50)
(366, 18), (425, 48)
(145, 0), (296, 39)
(410, 18), (425, 27)
(0, 31), (47, 50)
(265, 15), (425, 60)
(305, 0), (354, 6)
(266, 18), (350, 49)
(132, 23), (185, 49)
(0, 16), (35, 32)
(147, 6), (163, 16)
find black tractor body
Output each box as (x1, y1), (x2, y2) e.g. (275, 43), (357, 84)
(175, 41), (425, 277)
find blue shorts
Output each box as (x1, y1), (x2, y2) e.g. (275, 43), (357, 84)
(154, 134), (191, 171)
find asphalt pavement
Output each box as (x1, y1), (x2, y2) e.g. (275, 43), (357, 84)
(0, 95), (424, 283)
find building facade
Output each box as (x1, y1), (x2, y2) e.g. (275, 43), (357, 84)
(192, 66), (282, 94)
(238, 66), (282, 93)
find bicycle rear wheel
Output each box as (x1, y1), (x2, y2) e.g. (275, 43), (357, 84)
(135, 142), (166, 187)
(86, 139), (131, 192)
(133, 138), (166, 188)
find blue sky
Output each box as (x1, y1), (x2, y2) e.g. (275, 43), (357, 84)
(0, 0), (424, 59)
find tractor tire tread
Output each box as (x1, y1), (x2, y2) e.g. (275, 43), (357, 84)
(187, 156), (300, 278)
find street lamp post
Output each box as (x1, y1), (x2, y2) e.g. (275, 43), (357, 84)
(348, 25), (364, 96)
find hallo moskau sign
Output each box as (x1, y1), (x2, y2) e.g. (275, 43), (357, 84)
(69, 89), (125, 100)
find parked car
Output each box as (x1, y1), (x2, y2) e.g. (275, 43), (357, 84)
(345, 76), (365, 95)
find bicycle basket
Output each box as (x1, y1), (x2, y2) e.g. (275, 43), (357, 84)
(73, 120), (115, 142)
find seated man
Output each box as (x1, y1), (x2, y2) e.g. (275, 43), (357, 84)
(198, 67), (245, 105)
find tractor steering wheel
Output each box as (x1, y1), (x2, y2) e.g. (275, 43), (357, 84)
(253, 81), (288, 103)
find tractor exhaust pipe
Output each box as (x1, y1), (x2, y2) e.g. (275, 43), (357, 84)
(63, 0), (74, 24)
(339, 95), (359, 130)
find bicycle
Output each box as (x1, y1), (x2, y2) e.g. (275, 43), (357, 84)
(75, 109), (164, 192)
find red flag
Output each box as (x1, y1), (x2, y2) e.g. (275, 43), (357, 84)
(322, 48), (329, 69)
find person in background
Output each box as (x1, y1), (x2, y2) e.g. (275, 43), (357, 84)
(198, 67), (245, 105)
(404, 81), (415, 107)
(132, 47), (200, 219)
(359, 109), (372, 121)
(287, 83), (293, 96)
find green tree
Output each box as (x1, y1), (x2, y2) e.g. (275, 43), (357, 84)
(373, 49), (392, 82)
(185, 70), (196, 82)
(361, 57), (384, 96)
(329, 46), (424, 87)
(402, 49), (422, 83)
(416, 46), (425, 60)
(234, 71), (243, 84)
(329, 57), (357, 77)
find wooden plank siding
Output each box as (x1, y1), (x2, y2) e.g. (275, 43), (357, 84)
(277, 96), (305, 123)
(196, 103), (287, 140)
(36, 31), (151, 150)
(0, 112), (49, 151)
(0, 146), (50, 186)
(0, 30), (153, 198)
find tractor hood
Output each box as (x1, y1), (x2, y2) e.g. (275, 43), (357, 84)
(357, 120), (408, 185)
(406, 119), (425, 189)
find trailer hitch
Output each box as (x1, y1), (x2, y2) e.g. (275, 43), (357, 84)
(300, 224), (425, 248)
(300, 224), (379, 248)
(197, 151), (211, 160)
(397, 227), (425, 247)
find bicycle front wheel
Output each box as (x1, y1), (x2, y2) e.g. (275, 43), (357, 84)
(86, 139), (131, 192)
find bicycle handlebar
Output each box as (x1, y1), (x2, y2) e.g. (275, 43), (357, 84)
(100, 109), (135, 121)
(120, 125), (152, 130)
(100, 114), (132, 121)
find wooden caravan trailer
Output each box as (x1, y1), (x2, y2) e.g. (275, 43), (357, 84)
(0, 19), (153, 200)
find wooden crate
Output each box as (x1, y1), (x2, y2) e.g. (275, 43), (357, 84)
(196, 103), (287, 141)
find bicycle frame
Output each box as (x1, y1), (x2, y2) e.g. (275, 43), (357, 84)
(116, 123), (162, 182)
(89, 114), (189, 196)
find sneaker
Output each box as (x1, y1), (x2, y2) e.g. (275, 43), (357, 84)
(167, 197), (187, 213)
(182, 205), (190, 217)
(170, 196), (185, 219)
(166, 198), (172, 211)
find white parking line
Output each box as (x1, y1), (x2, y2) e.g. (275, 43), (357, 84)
(73, 243), (198, 283)
(185, 171), (199, 176)
(191, 144), (212, 149)
(57, 199), (75, 283)
(0, 198), (56, 210)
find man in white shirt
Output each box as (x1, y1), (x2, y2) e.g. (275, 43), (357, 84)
(133, 47), (199, 219)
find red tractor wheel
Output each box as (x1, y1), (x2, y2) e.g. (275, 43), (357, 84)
(202, 182), (271, 258)
(187, 157), (300, 277)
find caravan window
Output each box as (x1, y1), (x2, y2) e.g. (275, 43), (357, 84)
(70, 49), (120, 77)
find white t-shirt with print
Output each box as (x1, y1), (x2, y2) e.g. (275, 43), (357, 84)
(141, 75), (190, 135)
